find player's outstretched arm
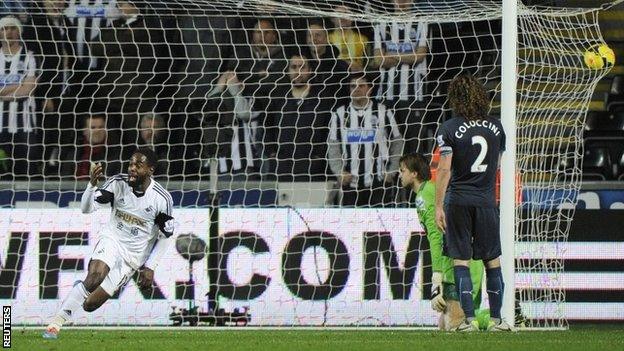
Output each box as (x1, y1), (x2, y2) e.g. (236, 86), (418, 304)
(80, 162), (113, 214)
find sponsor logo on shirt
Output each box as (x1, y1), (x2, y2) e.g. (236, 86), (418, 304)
(436, 135), (445, 147)
(384, 42), (415, 54)
(114, 209), (146, 227)
(0, 74), (23, 87)
(75, 5), (106, 17)
(346, 129), (376, 144)
(415, 196), (425, 210)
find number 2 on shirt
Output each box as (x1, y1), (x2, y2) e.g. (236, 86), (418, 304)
(471, 135), (488, 173)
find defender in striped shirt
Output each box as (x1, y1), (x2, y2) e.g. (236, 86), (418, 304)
(43, 147), (174, 339)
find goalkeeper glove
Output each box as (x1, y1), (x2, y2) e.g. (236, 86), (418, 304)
(430, 272), (446, 312)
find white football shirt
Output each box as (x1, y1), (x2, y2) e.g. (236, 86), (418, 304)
(86, 174), (174, 269)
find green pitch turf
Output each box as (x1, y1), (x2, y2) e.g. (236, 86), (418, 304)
(10, 325), (624, 351)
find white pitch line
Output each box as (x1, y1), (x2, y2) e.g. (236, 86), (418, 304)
(17, 326), (567, 331)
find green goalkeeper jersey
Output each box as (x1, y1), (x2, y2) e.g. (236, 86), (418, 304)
(415, 181), (484, 305)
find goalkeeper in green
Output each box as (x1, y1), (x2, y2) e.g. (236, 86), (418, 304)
(399, 153), (484, 330)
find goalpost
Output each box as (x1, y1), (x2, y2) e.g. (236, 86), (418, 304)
(500, 0), (518, 327)
(0, 0), (615, 328)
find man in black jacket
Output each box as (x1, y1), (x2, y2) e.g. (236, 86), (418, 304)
(265, 53), (336, 181)
(306, 18), (350, 106)
(90, 1), (170, 143)
(235, 18), (288, 112)
(26, 0), (70, 175)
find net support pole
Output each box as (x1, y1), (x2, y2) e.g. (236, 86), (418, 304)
(500, 0), (518, 324)
(209, 158), (218, 194)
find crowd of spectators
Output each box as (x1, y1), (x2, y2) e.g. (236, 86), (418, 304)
(0, 0), (459, 205)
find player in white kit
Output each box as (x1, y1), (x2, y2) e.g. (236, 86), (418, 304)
(43, 148), (174, 339)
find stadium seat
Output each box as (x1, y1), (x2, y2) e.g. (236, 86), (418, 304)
(584, 111), (624, 138)
(584, 137), (624, 180)
(606, 75), (624, 113)
(618, 151), (624, 180)
(613, 112), (624, 131)
(581, 147), (612, 181)
(584, 111), (604, 132)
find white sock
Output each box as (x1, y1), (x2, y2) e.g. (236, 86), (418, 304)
(53, 282), (90, 326)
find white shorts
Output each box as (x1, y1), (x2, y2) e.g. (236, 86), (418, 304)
(91, 236), (135, 296)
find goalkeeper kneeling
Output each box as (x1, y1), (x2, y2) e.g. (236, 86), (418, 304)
(399, 153), (484, 330)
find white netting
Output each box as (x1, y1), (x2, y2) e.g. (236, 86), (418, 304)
(0, 0), (614, 327)
(515, 5), (613, 328)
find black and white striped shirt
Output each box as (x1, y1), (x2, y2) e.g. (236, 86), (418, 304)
(218, 114), (259, 174)
(374, 21), (428, 102)
(66, 0), (116, 69)
(216, 90), (257, 174)
(329, 101), (402, 187)
(0, 47), (37, 134)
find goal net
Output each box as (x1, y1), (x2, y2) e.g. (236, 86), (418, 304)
(0, 0), (613, 327)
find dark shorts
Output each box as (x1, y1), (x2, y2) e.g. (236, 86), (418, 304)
(443, 204), (501, 261)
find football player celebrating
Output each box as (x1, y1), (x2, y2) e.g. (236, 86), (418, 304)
(43, 148), (174, 339)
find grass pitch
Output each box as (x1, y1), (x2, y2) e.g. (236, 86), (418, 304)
(11, 325), (623, 351)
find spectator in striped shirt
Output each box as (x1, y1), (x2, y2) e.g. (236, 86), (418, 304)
(370, 0), (429, 156)
(371, 0), (428, 107)
(0, 15), (40, 178)
(202, 70), (258, 179)
(328, 73), (404, 207)
(60, 0), (118, 117)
